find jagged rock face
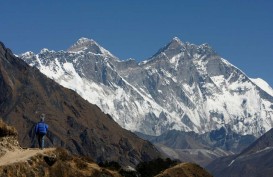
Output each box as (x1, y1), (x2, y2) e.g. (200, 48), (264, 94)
(0, 42), (161, 167)
(20, 37), (273, 137)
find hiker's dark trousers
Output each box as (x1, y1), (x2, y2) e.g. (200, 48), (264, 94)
(37, 132), (46, 149)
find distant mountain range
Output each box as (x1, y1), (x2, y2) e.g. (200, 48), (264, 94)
(0, 41), (161, 167)
(20, 37), (273, 137)
(136, 127), (256, 166)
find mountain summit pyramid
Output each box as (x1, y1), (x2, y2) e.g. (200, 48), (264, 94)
(67, 37), (115, 59)
(21, 37), (273, 137)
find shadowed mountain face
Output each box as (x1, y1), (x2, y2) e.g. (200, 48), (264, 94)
(0, 42), (161, 167)
(207, 128), (273, 177)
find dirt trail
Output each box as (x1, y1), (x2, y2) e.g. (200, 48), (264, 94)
(0, 148), (55, 166)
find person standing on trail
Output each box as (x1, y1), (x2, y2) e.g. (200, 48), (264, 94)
(35, 113), (48, 149)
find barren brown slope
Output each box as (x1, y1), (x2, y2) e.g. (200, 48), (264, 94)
(0, 147), (55, 166)
(0, 147), (122, 177)
(0, 119), (121, 177)
(0, 41), (161, 167)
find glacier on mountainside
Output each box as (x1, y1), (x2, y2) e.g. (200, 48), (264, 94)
(20, 37), (273, 137)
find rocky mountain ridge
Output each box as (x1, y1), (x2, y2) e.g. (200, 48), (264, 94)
(207, 128), (273, 177)
(20, 37), (273, 137)
(136, 128), (256, 166)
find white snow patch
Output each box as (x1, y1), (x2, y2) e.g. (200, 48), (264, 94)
(228, 160), (235, 167)
(211, 75), (225, 88)
(193, 58), (208, 75)
(251, 78), (273, 97)
(170, 53), (182, 69)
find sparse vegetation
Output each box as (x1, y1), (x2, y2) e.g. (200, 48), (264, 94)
(99, 161), (122, 171)
(74, 157), (88, 169)
(99, 158), (180, 177)
(0, 119), (17, 137)
(136, 158), (180, 177)
(55, 147), (73, 161)
(119, 169), (139, 177)
(0, 147), (123, 177)
(155, 163), (213, 177)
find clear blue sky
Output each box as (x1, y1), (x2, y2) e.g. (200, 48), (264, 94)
(1, 1), (273, 86)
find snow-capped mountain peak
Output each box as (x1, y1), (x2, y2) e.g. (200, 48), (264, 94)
(75, 37), (94, 44)
(20, 37), (273, 138)
(166, 36), (184, 49)
(40, 48), (55, 54)
(67, 37), (99, 52)
(67, 37), (116, 59)
(144, 37), (186, 64)
(70, 37), (94, 46)
(20, 51), (35, 58)
(172, 36), (183, 45)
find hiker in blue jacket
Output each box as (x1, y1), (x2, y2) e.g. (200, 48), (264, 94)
(35, 113), (48, 149)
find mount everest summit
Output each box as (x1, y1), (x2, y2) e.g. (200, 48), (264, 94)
(20, 37), (273, 137)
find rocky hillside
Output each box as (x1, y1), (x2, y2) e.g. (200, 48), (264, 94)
(207, 128), (273, 177)
(0, 120), (213, 177)
(0, 119), (19, 157)
(0, 120), (122, 177)
(0, 41), (161, 167)
(0, 147), (123, 177)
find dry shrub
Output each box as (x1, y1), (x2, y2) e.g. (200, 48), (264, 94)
(74, 157), (88, 169)
(55, 147), (73, 161)
(0, 119), (18, 137)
